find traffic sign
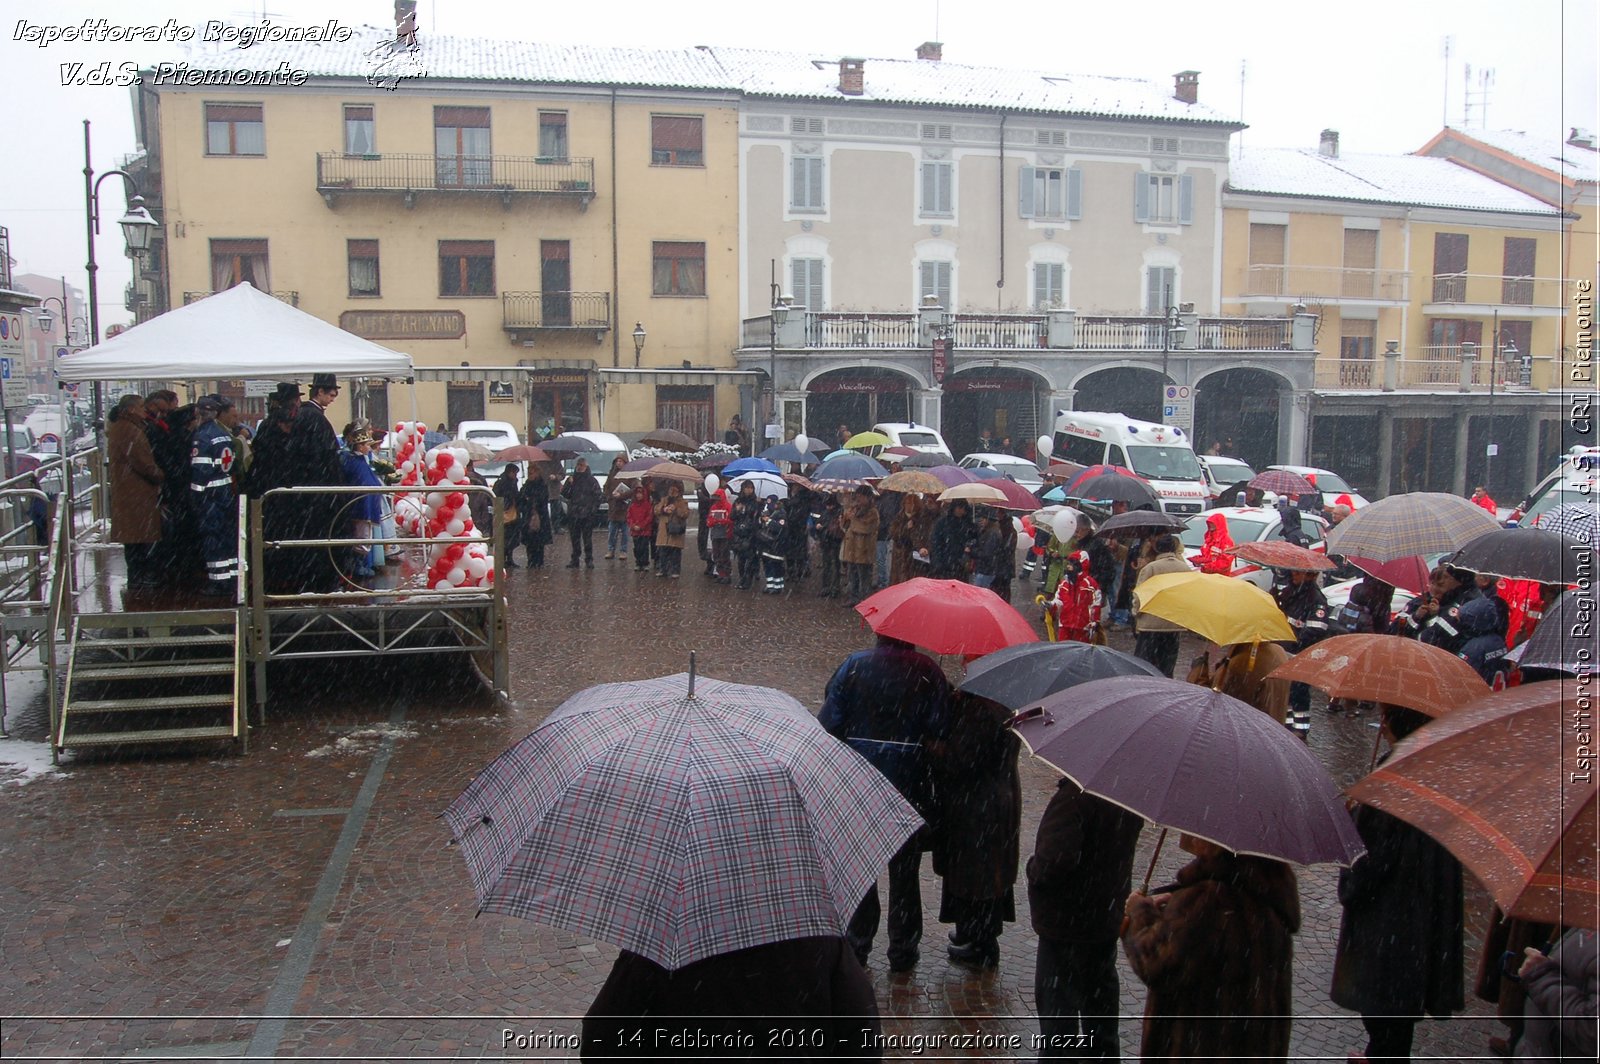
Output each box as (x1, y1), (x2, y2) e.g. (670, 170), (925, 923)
(1159, 383), (1194, 435)
(1, 355), (28, 411)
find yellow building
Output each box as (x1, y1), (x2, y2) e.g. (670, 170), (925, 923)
(132, 17), (744, 442)
(1222, 131), (1575, 500)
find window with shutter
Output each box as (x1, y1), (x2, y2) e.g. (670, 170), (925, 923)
(791, 258), (824, 312)
(651, 115), (704, 166)
(438, 240), (495, 297)
(1067, 168), (1083, 220)
(206, 103), (265, 156)
(347, 239), (380, 297)
(434, 107), (491, 187)
(791, 154), (825, 211)
(919, 260), (952, 309)
(1020, 167), (1066, 220)
(1146, 266), (1176, 314)
(1033, 263), (1065, 309)
(1137, 173), (1186, 224)
(343, 105), (375, 155)
(921, 160), (953, 216)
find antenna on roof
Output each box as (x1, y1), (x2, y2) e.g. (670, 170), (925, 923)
(1440, 35), (1452, 128)
(1237, 59), (1247, 154)
(1464, 63), (1495, 129)
(934, 0), (941, 41)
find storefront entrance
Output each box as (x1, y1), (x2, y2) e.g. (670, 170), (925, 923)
(527, 371), (589, 441)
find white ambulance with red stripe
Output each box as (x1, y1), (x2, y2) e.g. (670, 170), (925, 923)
(1051, 411), (1208, 516)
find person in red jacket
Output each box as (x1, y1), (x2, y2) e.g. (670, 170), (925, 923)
(1197, 512), (1236, 575)
(625, 484), (656, 572)
(1470, 485), (1498, 515)
(1048, 551), (1103, 644)
(705, 485), (733, 583)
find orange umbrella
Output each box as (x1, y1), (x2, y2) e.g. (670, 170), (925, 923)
(1229, 541), (1335, 572)
(1346, 683), (1598, 928)
(1270, 634), (1487, 719)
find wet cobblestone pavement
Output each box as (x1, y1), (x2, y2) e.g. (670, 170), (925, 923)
(0, 552), (1503, 1060)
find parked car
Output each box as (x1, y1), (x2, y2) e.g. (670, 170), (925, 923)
(1265, 465), (1369, 508)
(958, 452), (1044, 492)
(1508, 446), (1598, 526)
(1196, 455), (1256, 506)
(871, 422), (952, 460)
(455, 420), (522, 480)
(1178, 505), (1330, 590)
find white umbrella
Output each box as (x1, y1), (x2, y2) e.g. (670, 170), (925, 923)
(728, 471), (788, 500)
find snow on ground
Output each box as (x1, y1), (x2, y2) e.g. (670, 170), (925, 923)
(0, 739), (68, 786)
(304, 723), (421, 759)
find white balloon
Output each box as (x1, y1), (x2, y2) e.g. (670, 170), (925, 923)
(705, 473), (720, 493)
(426, 491), (445, 509)
(448, 566), (468, 586)
(446, 517), (466, 536)
(433, 578), (453, 591)
(793, 433), (808, 453)
(1052, 509), (1084, 542)
(465, 556), (488, 579)
(1037, 435), (1054, 459)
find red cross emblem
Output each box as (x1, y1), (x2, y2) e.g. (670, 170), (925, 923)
(219, 446), (235, 473)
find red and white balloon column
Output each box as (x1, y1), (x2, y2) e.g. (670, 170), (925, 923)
(390, 421), (428, 535)
(418, 446), (495, 589)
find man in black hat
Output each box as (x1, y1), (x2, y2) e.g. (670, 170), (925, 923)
(191, 394), (241, 596)
(283, 374), (345, 591)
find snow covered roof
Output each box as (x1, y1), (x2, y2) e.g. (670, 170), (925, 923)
(1433, 128), (1599, 184)
(155, 27), (1238, 126)
(1227, 147), (1564, 215)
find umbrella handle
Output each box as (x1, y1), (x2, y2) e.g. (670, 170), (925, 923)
(688, 651), (697, 699)
(1368, 723), (1383, 772)
(1140, 827), (1169, 894)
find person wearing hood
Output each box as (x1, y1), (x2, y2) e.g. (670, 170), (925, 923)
(1197, 512), (1235, 575)
(929, 500), (976, 581)
(1401, 565), (1483, 653)
(704, 483), (733, 583)
(757, 495), (788, 594)
(730, 479), (762, 590)
(561, 457), (604, 569)
(190, 394), (242, 597)
(1273, 569), (1331, 739)
(1047, 550), (1103, 645)
(1277, 497), (1311, 547)
(1516, 928), (1598, 1062)
(1332, 705), (1466, 1063)
(624, 484), (655, 572)
(1122, 836), (1301, 1060)
(1458, 597), (1515, 686)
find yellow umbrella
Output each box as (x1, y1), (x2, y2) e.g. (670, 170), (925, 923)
(844, 430), (893, 451)
(1133, 571), (1295, 646)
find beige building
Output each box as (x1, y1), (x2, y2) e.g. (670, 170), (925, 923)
(132, 10), (744, 441)
(1222, 131), (1579, 499)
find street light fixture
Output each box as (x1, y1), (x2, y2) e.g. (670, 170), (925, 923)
(769, 291), (792, 451)
(631, 321), (646, 367)
(1485, 335), (1517, 495)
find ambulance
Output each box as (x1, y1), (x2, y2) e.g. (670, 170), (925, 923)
(1051, 410), (1209, 516)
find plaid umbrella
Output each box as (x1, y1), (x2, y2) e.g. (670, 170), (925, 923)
(1444, 526), (1580, 583)
(442, 673), (922, 970)
(1534, 502), (1599, 550)
(1270, 634), (1488, 718)
(1248, 468), (1316, 495)
(1326, 492), (1500, 562)
(1506, 590), (1599, 674)
(1347, 683), (1597, 928)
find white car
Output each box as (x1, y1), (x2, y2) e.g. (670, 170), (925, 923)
(958, 452), (1044, 492)
(871, 422), (952, 460)
(456, 420), (522, 478)
(1265, 465), (1369, 509)
(1196, 455), (1256, 506)
(1178, 505), (1330, 591)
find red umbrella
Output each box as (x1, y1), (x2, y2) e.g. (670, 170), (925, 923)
(1248, 468), (1317, 495)
(882, 446), (919, 459)
(1228, 541), (1335, 572)
(855, 578), (1039, 657)
(982, 477), (1044, 512)
(1065, 463), (1145, 492)
(1346, 554), (1431, 594)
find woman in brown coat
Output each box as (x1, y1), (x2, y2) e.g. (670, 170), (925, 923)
(888, 494), (927, 585)
(840, 485), (880, 604)
(653, 481), (690, 578)
(1122, 836), (1301, 1061)
(106, 394), (165, 589)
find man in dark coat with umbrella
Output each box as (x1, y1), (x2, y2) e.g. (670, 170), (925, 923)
(1029, 778), (1144, 1059)
(561, 457), (604, 568)
(819, 634), (952, 972)
(283, 373), (347, 592)
(1331, 704), (1466, 1063)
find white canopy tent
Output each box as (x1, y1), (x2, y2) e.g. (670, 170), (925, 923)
(54, 283), (414, 382)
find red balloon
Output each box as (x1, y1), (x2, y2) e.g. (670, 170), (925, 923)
(437, 452), (455, 469)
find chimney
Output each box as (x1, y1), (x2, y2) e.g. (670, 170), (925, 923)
(838, 57), (865, 96)
(916, 41), (943, 62)
(1569, 127), (1597, 150)
(394, 0), (417, 42)
(1319, 128), (1340, 158)
(1173, 70), (1199, 104)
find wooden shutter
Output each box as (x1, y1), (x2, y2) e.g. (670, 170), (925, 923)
(1249, 224), (1287, 266)
(1067, 168), (1083, 220)
(439, 240), (494, 258)
(435, 106), (489, 128)
(651, 115), (701, 149)
(1433, 233), (1469, 274)
(1178, 174), (1194, 224)
(207, 103), (262, 122)
(1018, 167), (1036, 218)
(1134, 173), (1150, 223)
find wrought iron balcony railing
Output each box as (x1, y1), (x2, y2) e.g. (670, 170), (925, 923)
(184, 289), (298, 306)
(316, 153), (596, 201)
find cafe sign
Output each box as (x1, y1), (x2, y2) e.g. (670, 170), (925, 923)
(339, 310), (466, 340)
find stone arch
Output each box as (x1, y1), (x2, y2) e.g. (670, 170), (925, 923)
(803, 364), (926, 442)
(1192, 366), (1294, 470)
(942, 365), (1052, 458)
(1068, 363), (1168, 423)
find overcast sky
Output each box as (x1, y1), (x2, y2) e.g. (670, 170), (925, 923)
(3, 0), (1594, 329)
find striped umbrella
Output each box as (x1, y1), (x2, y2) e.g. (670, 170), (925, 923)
(1249, 468), (1317, 495)
(1533, 502), (1599, 550)
(1326, 492), (1501, 563)
(443, 673), (922, 970)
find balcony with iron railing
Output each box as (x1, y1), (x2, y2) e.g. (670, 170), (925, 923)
(740, 309), (1298, 353)
(184, 289), (298, 306)
(1313, 344), (1554, 392)
(1240, 264), (1409, 303)
(316, 153), (596, 208)
(502, 291), (611, 335)
(1426, 272), (1566, 311)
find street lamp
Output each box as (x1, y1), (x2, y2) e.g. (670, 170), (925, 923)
(1159, 302), (1186, 388)
(631, 321), (646, 367)
(1485, 335), (1517, 496)
(83, 119), (160, 446)
(769, 291), (792, 447)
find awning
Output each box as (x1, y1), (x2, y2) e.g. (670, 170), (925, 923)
(411, 361), (596, 383)
(597, 367), (764, 386)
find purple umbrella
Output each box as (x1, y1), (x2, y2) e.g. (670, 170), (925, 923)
(922, 464), (978, 488)
(1010, 675), (1365, 867)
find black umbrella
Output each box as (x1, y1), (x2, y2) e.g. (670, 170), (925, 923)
(1510, 590), (1598, 674)
(537, 435), (592, 456)
(1067, 473), (1162, 509)
(1097, 509), (1187, 534)
(960, 641), (1164, 711)
(758, 442), (820, 465)
(1444, 527), (1580, 584)
(897, 451), (946, 468)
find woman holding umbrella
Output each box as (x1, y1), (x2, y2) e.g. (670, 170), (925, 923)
(515, 467), (553, 569)
(654, 481), (691, 578)
(492, 465), (521, 568)
(730, 480), (762, 590)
